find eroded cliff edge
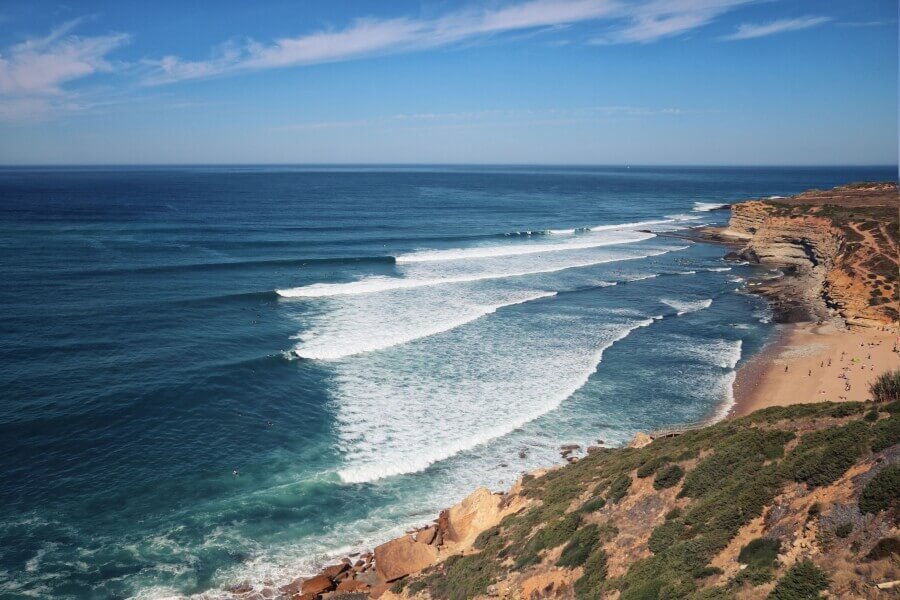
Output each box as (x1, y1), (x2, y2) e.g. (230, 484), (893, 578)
(711, 182), (898, 328)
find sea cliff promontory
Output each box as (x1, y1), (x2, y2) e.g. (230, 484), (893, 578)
(714, 182), (898, 328)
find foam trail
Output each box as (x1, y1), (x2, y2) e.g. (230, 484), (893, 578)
(661, 298), (713, 316)
(395, 230), (652, 263)
(711, 371), (738, 421)
(277, 246), (688, 298)
(294, 291), (557, 360)
(336, 316), (660, 484)
(693, 202), (730, 212)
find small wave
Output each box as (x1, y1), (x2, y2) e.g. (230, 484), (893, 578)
(661, 298), (713, 316)
(395, 230), (653, 263)
(767, 195), (785, 200)
(293, 291), (557, 360)
(277, 246), (688, 298)
(705, 267), (732, 272)
(692, 202), (730, 212)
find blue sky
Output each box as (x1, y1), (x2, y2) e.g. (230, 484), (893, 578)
(0, 0), (896, 165)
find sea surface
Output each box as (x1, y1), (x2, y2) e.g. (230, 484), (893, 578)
(0, 165), (893, 599)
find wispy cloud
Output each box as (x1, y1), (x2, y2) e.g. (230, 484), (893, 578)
(0, 18), (129, 121)
(721, 15), (830, 41)
(591, 0), (752, 44)
(141, 0), (756, 85)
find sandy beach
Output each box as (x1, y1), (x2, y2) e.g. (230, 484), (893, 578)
(731, 322), (899, 417)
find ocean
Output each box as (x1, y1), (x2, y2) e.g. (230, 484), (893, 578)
(0, 165), (892, 599)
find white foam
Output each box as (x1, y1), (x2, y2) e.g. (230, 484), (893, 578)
(705, 267), (732, 272)
(277, 245), (687, 298)
(395, 230), (653, 263)
(335, 315), (659, 484)
(661, 298), (713, 316)
(711, 371), (738, 421)
(293, 290), (556, 360)
(767, 195), (785, 200)
(692, 202), (730, 212)
(588, 216), (696, 232)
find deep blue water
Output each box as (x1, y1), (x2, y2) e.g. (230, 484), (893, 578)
(0, 165), (894, 599)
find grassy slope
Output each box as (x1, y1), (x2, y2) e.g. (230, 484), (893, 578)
(395, 400), (899, 600)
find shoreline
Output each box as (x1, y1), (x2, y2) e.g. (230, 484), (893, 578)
(730, 320), (899, 418)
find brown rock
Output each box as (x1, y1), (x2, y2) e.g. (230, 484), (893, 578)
(229, 582), (253, 594)
(321, 563), (349, 579)
(354, 560), (365, 568)
(628, 432), (653, 448)
(280, 578), (304, 596)
(373, 535), (439, 582)
(415, 526), (437, 545)
(301, 574), (335, 595)
(368, 582), (392, 598)
(336, 578), (371, 592)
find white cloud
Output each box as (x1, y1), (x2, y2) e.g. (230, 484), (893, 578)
(722, 15), (830, 41)
(141, 0), (756, 85)
(0, 18), (129, 121)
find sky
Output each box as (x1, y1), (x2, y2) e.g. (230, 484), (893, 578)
(0, 0), (896, 165)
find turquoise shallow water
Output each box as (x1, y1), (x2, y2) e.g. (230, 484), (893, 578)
(0, 165), (893, 599)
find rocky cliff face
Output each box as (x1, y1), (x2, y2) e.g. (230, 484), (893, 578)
(263, 402), (899, 600)
(724, 184), (898, 328)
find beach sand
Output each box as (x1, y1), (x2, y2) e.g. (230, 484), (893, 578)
(731, 322), (900, 417)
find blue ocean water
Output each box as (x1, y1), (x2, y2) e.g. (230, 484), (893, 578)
(0, 165), (893, 599)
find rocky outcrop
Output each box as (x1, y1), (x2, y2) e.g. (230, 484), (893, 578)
(374, 535), (439, 582)
(722, 184), (898, 328)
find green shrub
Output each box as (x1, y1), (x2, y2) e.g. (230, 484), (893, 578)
(573, 548), (608, 600)
(870, 369), (900, 402)
(579, 497), (606, 513)
(665, 507), (682, 521)
(637, 456), (670, 478)
(408, 580), (428, 595)
(859, 465), (900, 515)
(607, 474), (631, 503)
(738, 538), (780, 570)
(863, 409), (879, 422)
(865, 537), (900, 561)
(735, 567), (774, 586)
(871, 415), (899, 452)
(514, 512), (581, 568)
(806, 503), (821, 519)
(653, 464), (685, 490)
(768, 560), (828, 599)
(786, 421), (869, 487)
(681, 429), (793, 498)
(885, 400), (900, 413)
(648, 519), (687, 554)
(428, 553), (499, 600)
(621, 579), (663, 600)
(834, 522), (853, 538)
(557, 524), (602, 568)
(829, 403), (864, 418)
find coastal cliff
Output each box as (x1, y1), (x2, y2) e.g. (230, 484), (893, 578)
(260, 401), (899, 600)
(719, 183), (898, 328)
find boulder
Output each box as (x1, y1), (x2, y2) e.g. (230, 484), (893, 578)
(321, 563), (349, 579)
(415, 526), (437, 545)
(336, 578), (370, 592)
(628, 432), (653, 449)
(301, 574), (335, 595)
(280, 578), (304, 596)
(443, 487), (505, 547)
(374, 535), (439, 582)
